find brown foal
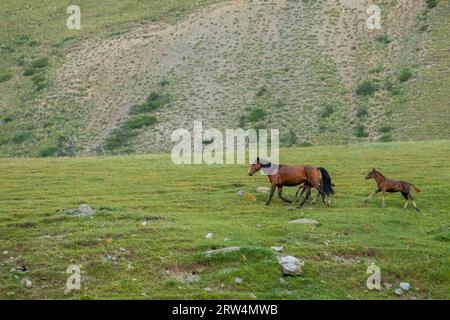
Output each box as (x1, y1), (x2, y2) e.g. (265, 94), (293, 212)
(364, 168), (422, 211)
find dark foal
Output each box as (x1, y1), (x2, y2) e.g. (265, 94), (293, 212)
(364, 168), (422, 211)
(296, 180), (335, 205)
(248, 157), (334, 207)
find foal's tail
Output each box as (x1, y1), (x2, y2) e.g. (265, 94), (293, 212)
(318, 167), (334, 196)
(411, 184), (422, 193)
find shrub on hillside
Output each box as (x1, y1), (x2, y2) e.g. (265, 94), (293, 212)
(31, 57), (49, 69)
(130, 92), (169, 114)
(376, 34), (390, 44)
(122, 115), (158, 130)
(354, 125), (369, 138)
(398, 67), (413, 82)
(319, 104), (334, 118)
(0, 73), (12, 83)
(356, 81), (377, 96)
(246, 108), (267, 123)
(426, 0), (439, 9)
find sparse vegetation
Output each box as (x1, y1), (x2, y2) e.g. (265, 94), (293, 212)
(354, 125), (369, 138)
(426, 0), (440, 9)
(130, 92), (170, 115)
(398, 67), (413, 83)
(356, 81), (377, 96)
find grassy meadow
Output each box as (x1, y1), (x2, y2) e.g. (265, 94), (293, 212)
(0, 140), (449, 299)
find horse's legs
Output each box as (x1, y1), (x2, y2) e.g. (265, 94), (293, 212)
(296, 184), (306, 201)
(381, 191), (386, 208)
(265, 185), (276, 206)
(298, 185), (312, 208)
(401, 192), (409, 210)
(365, 189), (380, 203)
(408, 193), (420, 212)
(278, 186), (292, 203)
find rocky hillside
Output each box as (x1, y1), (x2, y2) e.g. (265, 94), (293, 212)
(0, 0), (448, 157)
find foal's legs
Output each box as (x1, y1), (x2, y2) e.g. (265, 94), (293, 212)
(298, 185), (312, 208)
(277, 186), (292, 203)
(365, 188), (380, 203)
(408, 193), (420, 212)
(401, 192), (409, 209)
(265, 185), (276, 206)
(381, 191), (386, 208)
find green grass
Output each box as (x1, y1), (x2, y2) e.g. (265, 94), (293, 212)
(0, 140), (449, 299)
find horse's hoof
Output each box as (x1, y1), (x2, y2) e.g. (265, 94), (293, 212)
(416, 208), (420, 212)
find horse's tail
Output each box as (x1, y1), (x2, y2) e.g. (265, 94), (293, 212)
(411, 184), (422, 193)
(318, 167), (334, 196)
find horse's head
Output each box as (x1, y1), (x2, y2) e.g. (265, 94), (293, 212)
(248, 157), (262, 176)
(365, 168), (376, 180)
(248, 157), (272, 176)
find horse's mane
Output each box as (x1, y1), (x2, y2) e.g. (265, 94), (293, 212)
(374, 169), (385, 177)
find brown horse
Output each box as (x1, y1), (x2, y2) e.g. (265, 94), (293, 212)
(364, 168), (422, 211)
(248, 157), (334, 207)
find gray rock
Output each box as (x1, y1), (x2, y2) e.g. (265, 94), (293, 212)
(20, 277), (33, 289)
(205, 233), (213, 239)
(394, 288), (403, 296)
(256, 187), (270, 193)
(203, 246), (241, 257)
(66, 204), (94, 217)
(234, 277), (243, 284)
(289, 218), (320, 225)
(271, 246), (284, 252)
(183, 273), (200, 283)
(399, 282), (410, 292)
(78, 204), (94, 216)
(277, 255), (304, 276)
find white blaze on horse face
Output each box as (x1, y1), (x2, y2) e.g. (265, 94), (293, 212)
(171, 129), (192, 165)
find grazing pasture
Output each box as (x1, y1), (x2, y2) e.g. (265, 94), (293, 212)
(0, 140), (449, 299)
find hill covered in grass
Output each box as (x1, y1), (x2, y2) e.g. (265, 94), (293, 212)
(0, 140), (449, 299)
(0, 0), (449, 157)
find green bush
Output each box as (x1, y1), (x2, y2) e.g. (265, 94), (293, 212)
(379, 125), (392, 133)
(104, 127), (138, 152)
(255, 86), (267, 97)
(23, 67), (37, 76)
(356, 81), (377, 96)
(104, 115), (158, 152)
(122, 115), (158, 130)
(0, 73), (12, 83)
(426, 0), (439, 9)
(281, 129), (298, 147)
(38, 146), (58, 157)
(356, 106), (369, 118)
(398, 67), (413, 82)
(354, 125), (368, 138)
(319, 104), (334, 118)
(31, 57), (49, 69)
(379, 134), (392, 142)
(246, 108), (267, 122)
(130, 92), (169, 114)
(376, 34), (390, 44)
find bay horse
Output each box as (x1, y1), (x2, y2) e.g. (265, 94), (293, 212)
(364, 168), (422, 211)
(247, 157), (334, 207)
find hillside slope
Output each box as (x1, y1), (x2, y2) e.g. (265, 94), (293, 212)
(0, 0), (449, 157)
